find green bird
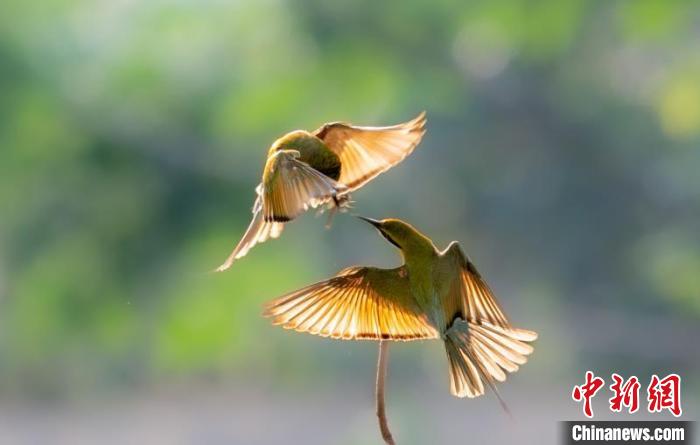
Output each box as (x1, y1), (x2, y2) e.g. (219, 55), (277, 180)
(216, 113), (426, 271)
(263, 217), (537, 400)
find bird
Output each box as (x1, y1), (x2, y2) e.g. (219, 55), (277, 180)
(215, 113), (427, 272)
(263, 217), (537, 400)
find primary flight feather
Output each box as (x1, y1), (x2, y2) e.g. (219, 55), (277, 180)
(216, 112), (427, 271)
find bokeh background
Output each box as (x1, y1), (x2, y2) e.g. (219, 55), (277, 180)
(1, 0), (699, 444)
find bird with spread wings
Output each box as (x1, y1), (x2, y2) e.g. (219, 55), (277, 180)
(216, 113), (426, 271)
(264, 217), (538, 401)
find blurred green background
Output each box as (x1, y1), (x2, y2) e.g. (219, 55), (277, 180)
(1, 0), (699, 443)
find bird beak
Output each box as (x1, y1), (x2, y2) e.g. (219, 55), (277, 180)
(357, 216), (382, 229)
(358, 216), (402, 250)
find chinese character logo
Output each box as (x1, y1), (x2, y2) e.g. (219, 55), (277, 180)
(572, 372), (682, 418)
(647, 374), (682, 417)
(609, 373), (640, 413)
(572, 371), (605, 418)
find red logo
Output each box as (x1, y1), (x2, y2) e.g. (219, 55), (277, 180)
(572, 371), (605, 418)
(609, 373), (640, 414)
(573, 373), (682, 418)
(647, 374), (682, 417)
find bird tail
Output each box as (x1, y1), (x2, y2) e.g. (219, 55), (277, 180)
(444, 318), (537, 411)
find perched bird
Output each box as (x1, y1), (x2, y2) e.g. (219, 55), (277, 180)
(216, 113), (427, 271)
(263, 217), (537, 400)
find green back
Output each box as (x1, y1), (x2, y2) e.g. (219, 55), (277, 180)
(270, 131), (341, 180)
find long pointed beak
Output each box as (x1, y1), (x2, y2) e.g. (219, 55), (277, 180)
(357, 215), (382, 229)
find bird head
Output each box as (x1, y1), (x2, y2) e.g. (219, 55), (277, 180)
(358, 217), (435, 254)
(268, 130), (319, 156)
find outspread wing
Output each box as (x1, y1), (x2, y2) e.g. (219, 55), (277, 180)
(262, 149), (346, 222)
(313, 112), (426, 191)
(215, 195), (284, 272)
(444, 242), (511, 329)
(442, 242), (538, 399)
(263, 266), (439, 341)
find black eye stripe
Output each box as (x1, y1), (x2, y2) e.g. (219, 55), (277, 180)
(383, 232), (401, 249)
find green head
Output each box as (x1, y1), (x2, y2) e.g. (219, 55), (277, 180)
(358, 217), (436, 255)
(268, 130), (341, 180)
(269, 130), (333, 158)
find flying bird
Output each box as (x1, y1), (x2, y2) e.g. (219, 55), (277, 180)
(263, 217), (537, 400)
(216, 113), (427, 272)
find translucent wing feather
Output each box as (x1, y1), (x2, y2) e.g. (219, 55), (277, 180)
(314, 112), (426, 191)
(215, 194), (284, 272)
(443, 242), (511, 328)
(442, 242), (538, 399)
(262, 150), (346, 222)
(263, 266), (439, 341)
(216, 149), (346, 272)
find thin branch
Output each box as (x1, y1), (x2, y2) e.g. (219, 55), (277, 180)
(376, 340), (396, 445)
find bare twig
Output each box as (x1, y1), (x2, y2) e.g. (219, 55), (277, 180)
(376, 340), (396, 445)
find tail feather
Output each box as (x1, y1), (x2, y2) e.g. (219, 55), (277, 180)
(445, 338), (483, 398)
(444, 318), (537, 408)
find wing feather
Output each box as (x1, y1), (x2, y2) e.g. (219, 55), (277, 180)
(443, 242), (510, 328)
(440, 242), (538, 399)
(262, 150), (346, 222)
(263, 266), (439, 341)
(314, 112), (426, 191)
(215, 195), (284, 272)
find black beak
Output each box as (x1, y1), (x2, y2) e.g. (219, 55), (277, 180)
(357, 216), (382, 229)
(357, 216), (401, 249)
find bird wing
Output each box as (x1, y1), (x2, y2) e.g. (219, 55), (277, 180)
(263, 266), (439, 341)
(442, 242), (538, 399)
(313, 112), (426, 192)
(261, 149), (347, 222)
(443, 242), (514, 329)
(215, 194), (284, 272)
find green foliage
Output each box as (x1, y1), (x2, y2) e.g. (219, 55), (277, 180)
(1, 0), (699, 398)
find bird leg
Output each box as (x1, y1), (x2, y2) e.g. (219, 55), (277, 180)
(324, 194), (351, 229)
(325, 204), (338, 229)
(376, 340), (396, 445)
